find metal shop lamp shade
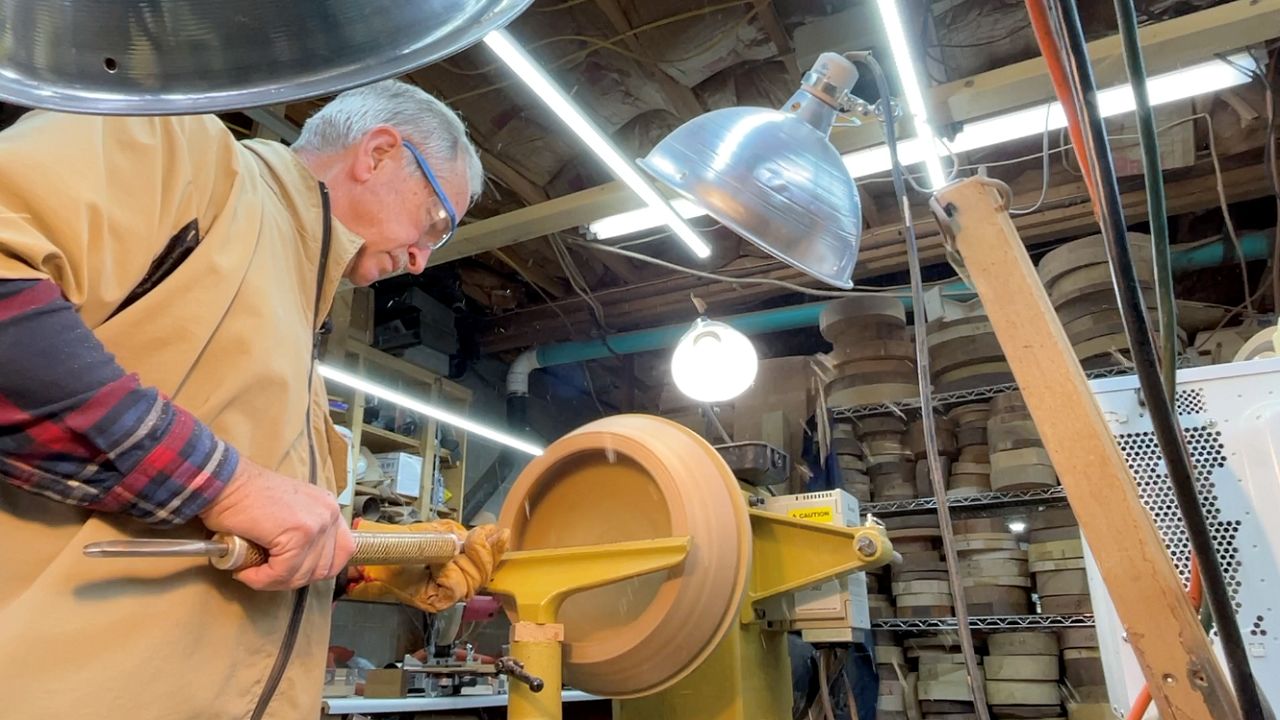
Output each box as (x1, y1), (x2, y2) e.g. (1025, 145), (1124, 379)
(640, 53), (863, 289)
(0, 0), (532, 114)
(671, 318), (759, 403)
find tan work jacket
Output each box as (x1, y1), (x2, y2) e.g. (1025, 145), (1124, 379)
(0, 111), (361, 719)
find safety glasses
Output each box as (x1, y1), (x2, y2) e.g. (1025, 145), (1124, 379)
(402, 140), (458, 251)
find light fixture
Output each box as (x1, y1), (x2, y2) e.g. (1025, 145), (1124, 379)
(482, 29), (712, 259)
(639, 53), (864, 288)
(0, 0), (533, 115)
(671, 318), (759, 403)
(873, 0), (948, 189)
(318, 363), (544, 456)
(593, 53), (1255, 242)
(1008, 521), (1028, 533)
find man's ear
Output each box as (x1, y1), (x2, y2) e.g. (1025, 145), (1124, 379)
(352, 125), (402, 182)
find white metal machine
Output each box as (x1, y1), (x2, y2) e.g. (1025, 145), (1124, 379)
(1089, 357), (1280, 715)
(762, 489), (872, 642)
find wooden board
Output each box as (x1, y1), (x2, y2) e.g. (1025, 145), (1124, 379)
(962, 549), (1029, 561)
(959, 445), (991, 463)
(954, 535), (1022, 551)
(985, 655), (1059, 681)
(990, 463), (1058, 491)
(991, 447), (1054, 470)
(984, 680), (1061, 705)
(897, 592), (955, 607)
(1048, 263), (1155, 307)
(963, 575), (1033, 588)
(952, 462), (992, 475)
(1071, 332), (1132, 363)
(1029, 557), (1086, 573)
(827, 339), (917, 364)
(960, 558), (1030, 577)
(1036, 234), (1154, 289)
(827, 379), (918, 408)
(919, 661), (976, 682)
(1064, 652), (1107, 687)
(1035, 569), (1089, 596)
(1028, 539), (1085, 563)
(919, 680), (978, 702)
(898, 604), (957, 618)
(1065, 703), (1114, 720)
(987, 632), (1060, 656)
(1056, 628), (1099, 649)
(859, 416), (909, 434)
(949, 474), (992, 493)
(876, 646), (906, 665)
(1039, 594), (1093, 615)
(989, 705), (1067, 719)
(1054, 285), (1157, 326)
(955, 426), (988, 447)
(1028, 525), (1081, 544)
(889, 527), (944, 541)
(830, 357), (918, 377)
(949, 403), (992, 426)
(963, 585), (1031, 615)
(820, 295), (907, 334)
(893, 580), (953, 596)
(990, 391), (1028, 414)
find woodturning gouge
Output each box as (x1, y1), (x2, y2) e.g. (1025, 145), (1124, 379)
(83, 531), (463, 571)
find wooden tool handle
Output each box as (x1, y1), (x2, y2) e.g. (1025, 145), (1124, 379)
(207, 531), (462, 571)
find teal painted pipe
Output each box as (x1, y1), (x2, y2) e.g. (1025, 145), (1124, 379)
(533, 232), (1273, 369)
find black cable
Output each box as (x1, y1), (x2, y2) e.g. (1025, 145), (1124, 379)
(850, 51), (991, 720)
(1051, 2), (1266, 717)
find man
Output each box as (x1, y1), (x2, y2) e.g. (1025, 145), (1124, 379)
(0, 80), (500, 718)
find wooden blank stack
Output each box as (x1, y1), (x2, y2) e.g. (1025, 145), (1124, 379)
(886, 515), (953, 618)
(908, 415), (957, 497)
(867, 565), (895, 621)
(833, 419), (871, 504)
(984, 632), (1063, 719)
(949, 403), (992, 496)
(862, 415), (915, 502)
(926, 299), (1015, 393)
(820, 296), (917, 407)
(876, 641), (909, 720)
(1058, 627), (1109, 716)
(1029, 508), (1091, 615)
(907, 634), (982, 720)
(987, 392), (1058, 492)
(955, 518), (1032, 616)
(1037, 233), (1178, 369)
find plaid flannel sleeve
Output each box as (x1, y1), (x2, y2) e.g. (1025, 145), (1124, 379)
(0, 279), (238, 526)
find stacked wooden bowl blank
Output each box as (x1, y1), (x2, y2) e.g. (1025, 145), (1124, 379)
(984, 631), (1063, 719)
(1058, 627), (1108, 717)
(955, 517), (1032, 616)
(926, 298), (1015, 393)
(1029, 508), (1091, 615)
(862, 415), (916, 502)
(987, 392), (1058, 492)
(1037, 233), (1170, 370)
(821, 296), (918, 407)
(907, 415), (957, 497)
(875, 636), (909, 720)
(907, 634), (982, 719)
(867, 567), (895, 621)
(885, 515), (953, 618)
(949, 404), (992, 496)
(833, 419), (871, 504)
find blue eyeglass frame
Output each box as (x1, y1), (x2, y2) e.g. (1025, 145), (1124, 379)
(402, 140), (458, 251)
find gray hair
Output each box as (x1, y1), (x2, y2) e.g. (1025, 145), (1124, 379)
(294, 79), (484, 204)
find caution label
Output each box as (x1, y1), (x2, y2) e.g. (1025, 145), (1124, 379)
(788, 507), (835, 524)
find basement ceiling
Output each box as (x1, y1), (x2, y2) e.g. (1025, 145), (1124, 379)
(263, 0), (1276, 360)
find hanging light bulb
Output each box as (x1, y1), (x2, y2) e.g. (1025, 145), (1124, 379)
(671, 318), (759, 403)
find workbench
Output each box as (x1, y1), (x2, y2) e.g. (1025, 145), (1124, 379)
(322, 690), (605, 717)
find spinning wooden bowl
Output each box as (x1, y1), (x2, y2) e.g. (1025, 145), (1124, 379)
(498, 415), (751, 698)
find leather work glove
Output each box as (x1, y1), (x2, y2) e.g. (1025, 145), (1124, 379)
(344, 519), (511, 613)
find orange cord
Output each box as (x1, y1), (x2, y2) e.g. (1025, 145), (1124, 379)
(1022, 0), (1098, 209)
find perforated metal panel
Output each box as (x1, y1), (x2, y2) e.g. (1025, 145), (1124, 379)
(1087, 359), (1280, 712)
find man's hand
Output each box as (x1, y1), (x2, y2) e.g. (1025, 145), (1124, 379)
(199, 458), (355, 591)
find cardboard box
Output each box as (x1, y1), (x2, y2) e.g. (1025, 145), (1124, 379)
(376, 452), (424, 499)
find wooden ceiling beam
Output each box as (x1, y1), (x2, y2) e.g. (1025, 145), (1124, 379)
(477, 161), (1273, 351)
(750, 0), (801, 79)
(491, 248), (570, 298)
(591, 0), (705, 120)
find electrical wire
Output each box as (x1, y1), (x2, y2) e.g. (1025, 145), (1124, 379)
(849, 50), (992, 720)
(1049, 1), (1265, 716)
(440, 1), (757, 103)
(1114, 0), (1177, 398)
(549, 234), (610, 330)
(1008, 104), (1053, 215)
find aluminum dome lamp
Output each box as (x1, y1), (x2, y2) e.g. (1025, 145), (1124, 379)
(639, 53), (863, 289)
(0, 0), (532, 115)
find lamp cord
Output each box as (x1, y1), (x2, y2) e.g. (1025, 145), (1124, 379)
(849, 50), (992, 720)
(1050, 1), (1266, 717)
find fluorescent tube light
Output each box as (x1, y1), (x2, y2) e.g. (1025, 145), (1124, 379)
(585, 198), (707, 240)
(483, 29), (711, 258)
(318, 363), (544, 456)
(588, 53), (1255, 239)
(874, 0), (948, 189)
